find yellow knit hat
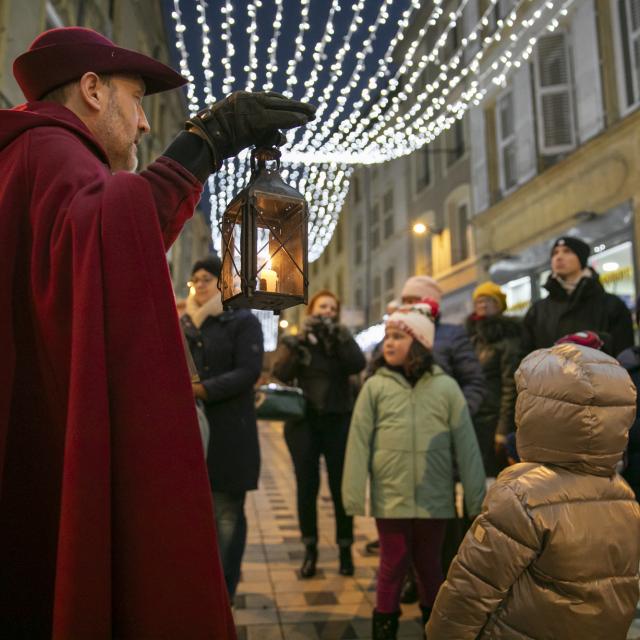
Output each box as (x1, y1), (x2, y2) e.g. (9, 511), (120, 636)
(473, 281), (507, 312)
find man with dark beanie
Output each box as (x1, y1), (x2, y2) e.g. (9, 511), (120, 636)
(522, 236), (633, 357)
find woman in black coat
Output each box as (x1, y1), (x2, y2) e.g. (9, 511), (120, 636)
(466, 282), (522, 477)
(181, 256), (264, 602)
(273, 289), (366, 578)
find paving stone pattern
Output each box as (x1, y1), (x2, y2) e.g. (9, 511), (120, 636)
(234, 421), (640, 640)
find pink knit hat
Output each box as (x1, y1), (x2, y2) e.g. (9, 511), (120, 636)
(401, 276), (443, 303)
(386, 300), (436, 350)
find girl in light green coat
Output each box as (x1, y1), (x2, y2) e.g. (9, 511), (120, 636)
(342, 300), (486, 640)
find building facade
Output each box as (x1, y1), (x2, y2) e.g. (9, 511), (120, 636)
(0, 0), (212, 294)
(471, 0), (639, 316)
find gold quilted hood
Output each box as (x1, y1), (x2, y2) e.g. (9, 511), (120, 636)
(515, 344), (636, 476)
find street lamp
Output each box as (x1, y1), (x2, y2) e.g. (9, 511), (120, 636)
(219, 147), (309, 312)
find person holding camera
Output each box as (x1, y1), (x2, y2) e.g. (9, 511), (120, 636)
(273, 290), (366, 578)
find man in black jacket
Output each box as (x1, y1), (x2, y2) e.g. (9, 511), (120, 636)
(523, 237), (633, 357)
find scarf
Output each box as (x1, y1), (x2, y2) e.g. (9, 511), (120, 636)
(553, 268), (592, 296)
(186, 292), (223, 328)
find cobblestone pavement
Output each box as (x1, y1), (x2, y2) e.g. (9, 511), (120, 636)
(234, 421), (640, 640)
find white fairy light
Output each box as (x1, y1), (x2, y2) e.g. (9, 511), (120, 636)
(170, 0), (577, 259)
(245, 1), (261, 91)
(170, 0), (199, 115)
(221, 0), (236, 96)
(263, 0), (284, 91)
(197, 0), (215, 104)
(284, 0), (312, 97)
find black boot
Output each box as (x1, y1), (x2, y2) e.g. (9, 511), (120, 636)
(372, 609), (400, 640)
(299, 544), (317, 578)
(339, 545), (354, 576)
(420, 605), (433, 638)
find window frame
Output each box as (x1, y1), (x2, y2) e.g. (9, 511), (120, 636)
(495, 89), (518, 195)
(532, 30), (577, 156)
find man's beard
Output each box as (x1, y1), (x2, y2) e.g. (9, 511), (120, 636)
(98, 92), (139, 172)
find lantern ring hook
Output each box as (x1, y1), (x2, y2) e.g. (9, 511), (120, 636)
(251, 146), (281, 173)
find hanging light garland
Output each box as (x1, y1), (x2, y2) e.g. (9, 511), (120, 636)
(171, 0), (578, 260)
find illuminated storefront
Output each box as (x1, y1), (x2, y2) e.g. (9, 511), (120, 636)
(489, 203), (636, 316)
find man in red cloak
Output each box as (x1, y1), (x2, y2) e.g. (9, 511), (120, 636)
(0, 27), (314, 639)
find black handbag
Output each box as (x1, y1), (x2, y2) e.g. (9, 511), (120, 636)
(255, 383), (306, 421)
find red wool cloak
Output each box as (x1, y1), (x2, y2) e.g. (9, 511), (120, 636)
(0, 102), (236, 639)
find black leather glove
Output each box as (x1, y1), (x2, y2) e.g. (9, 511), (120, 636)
(186, 91), (316, 170)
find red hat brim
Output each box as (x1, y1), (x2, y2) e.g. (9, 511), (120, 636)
(14, 41), (187, 102)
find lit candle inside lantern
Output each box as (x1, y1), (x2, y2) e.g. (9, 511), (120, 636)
(260, 260), (279, 292)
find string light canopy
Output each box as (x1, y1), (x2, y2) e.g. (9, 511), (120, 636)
(169, 0), (576, 260)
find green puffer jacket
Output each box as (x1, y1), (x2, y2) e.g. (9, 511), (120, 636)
(342, 365), (486, 519)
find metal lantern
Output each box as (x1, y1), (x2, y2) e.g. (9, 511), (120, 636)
(219, 147), (309, 312)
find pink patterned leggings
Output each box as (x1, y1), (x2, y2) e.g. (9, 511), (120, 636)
(375, 518), (447, 613)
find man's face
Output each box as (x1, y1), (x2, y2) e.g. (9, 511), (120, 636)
(551, 245), (582, 279)
(96, 75), (150, 172)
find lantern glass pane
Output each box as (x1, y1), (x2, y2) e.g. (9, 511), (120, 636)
(220, 199), (243, 303)
(253, 191), (306, 298)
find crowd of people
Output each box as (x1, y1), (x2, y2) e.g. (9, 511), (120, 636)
(181, 233), (640, 640)
(3, 25), (640, 640)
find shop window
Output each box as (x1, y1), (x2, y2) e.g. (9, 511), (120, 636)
(371, 203), (381, 250)
(617, 0), (640, 110)
(503, 276), (533, 316)
(496, 90), (518, 193)
(336, 219), (343, 255)
(355, 287), (363, 310)
(383, 189), (394, 239)
(450, 203), (470, 265)
(323, 244), (331, 266)
(533, 32), (576, 155)
(590, 241), (636, 308)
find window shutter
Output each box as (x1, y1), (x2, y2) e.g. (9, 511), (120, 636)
(496, 90), (518, 193)
(469, 106), (490, 213)
(512, 64), (537, 181)
(570, 0), (604, 142)
(534, 32), (576, 155)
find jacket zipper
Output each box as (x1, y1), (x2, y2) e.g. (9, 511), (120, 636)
(411, 387), (417, 517)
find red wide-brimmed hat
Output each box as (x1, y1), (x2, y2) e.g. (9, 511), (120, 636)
(13, 27), (187, 101)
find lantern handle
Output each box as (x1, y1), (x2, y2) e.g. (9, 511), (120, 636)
(251, 146), (281, 173)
